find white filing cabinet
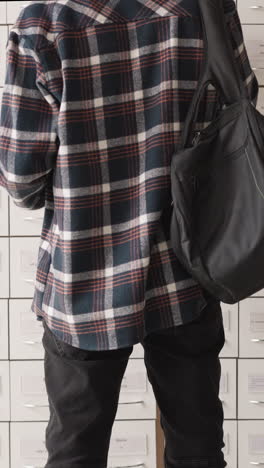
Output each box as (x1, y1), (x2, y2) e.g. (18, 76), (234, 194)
(0, 0), (264, 467)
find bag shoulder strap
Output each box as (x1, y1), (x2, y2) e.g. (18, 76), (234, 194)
(180, 0), (247, 149)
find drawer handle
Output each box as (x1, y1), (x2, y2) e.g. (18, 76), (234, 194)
(24, 465), (44, 468)
(249, 400), (264, 404)
(23, 340), (41, 345)
(109, 464), (145, 468)
(24, 279), (34, 283)
(250, 463), (264, 465)
(250, 5), (264, 9)
(23, 216), (43, 221)
(24, 403), (49, 408)
(251, 338), (264, 342)
(119, 400), (144, 405)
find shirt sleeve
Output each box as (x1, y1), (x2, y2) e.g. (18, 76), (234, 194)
(226, 6), (259, 107)
(0, 30), (59, 210)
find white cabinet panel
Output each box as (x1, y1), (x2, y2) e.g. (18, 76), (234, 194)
(0, 26), (7, 87)
(131, 342), (144, 358)
(10, 421), (47, 468)
(10, 420), (157, 468)
(10, 203), (44, 236)
(10, 236), (41, 298)
(109, 420), (156, 468)
(238, 420), (264, 468)
(241, 25), (264, 86)
(256, 87), (264, 115)
(0, 188), (9, 236)
(116, 358), (156, 420)
(6, 1), (31, 26)
(0, 361), (10, 421)
(0, 300), (8, 359)
(9, 299), (44, 360)
(219, 359), (237, 419)
(238, 359), (264, 419)
(239, 298), (264, 357)
(220, 303), (238, 358)
(11, 358), (156, 421)
(237, 0), (264, 23)
(0, 238), (9, 298)
(251, 287), (264, 297)
(0, 3), (6, 25)
(223, 420), (237, 468)
(0, 423), (9, 468)
(10, 360), (48, 421)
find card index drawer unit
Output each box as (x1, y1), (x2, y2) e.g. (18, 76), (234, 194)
(0, 3), (6, 25)
(240, 25), (264, 86)
(220, 303), (238, 358)
(8, 299), (144, 360)
(257, 86), (264, 115)
(0, 26), (8, 87)
(219, 359), (237, 420)
(10, 237), (44, 298)
(10, 358), (156, 421)
(0, 423), (9, 468)
(9, 299), (44, 360)
(6, 2), (31, 25)
(238, 420), (264, 468)
(108, 420), (156, 468)
(223, 420), (237, 468)
(10, 204), (44, 236)
(0, 299), (8, 360)
(238, 359), (264, 419)
(237, 0), (264, 24)
(10, 420), (157, 468)
(239, 298), (264, 357)
(0, 361), (10, 421)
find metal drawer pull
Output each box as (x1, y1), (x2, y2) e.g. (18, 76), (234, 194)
(23, 340), (41, 345)
(24, 403), (49, 408)
(250, 5), (264, 9)
(250, 462), (264, 465)
(119, 400), (144, 405)
(110, 463), (145, 468)
(24, 279), (34, 283)
(24, 465), (44, 468)
(251, 338), (264, 342)
(24, 216), (43, 221)
(249, 400), (264, 404)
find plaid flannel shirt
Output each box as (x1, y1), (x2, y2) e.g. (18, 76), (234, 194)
(0, 0), (259, 350)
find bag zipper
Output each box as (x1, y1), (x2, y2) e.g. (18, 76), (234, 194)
(192, 131), (201, 146)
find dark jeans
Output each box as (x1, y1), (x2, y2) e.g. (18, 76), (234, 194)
(41, 299), (227, 468)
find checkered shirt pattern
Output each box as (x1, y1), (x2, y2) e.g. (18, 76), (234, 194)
(0, 0), (259, 350)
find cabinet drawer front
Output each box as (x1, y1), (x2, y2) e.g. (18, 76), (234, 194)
(10, 359), (156, 421)
(237, 0), (264, 23)
(220, 303), (238, 358)
(0, 423), (9, 468)
(10, 420), (157, 468)
(223, 420), (237, 468)
(238, 420), (264, 468)
(9, 299), (44, 360)
(219, 359), (237, 420)
(239, 298), (264, 357)
(241, 25), (264, 85)
(238, 359), (264, 419)
(108, 420), (156, 468)
(0, 362), (10, 421)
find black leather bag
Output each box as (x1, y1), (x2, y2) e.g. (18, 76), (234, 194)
(170, 0), (264, 304)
